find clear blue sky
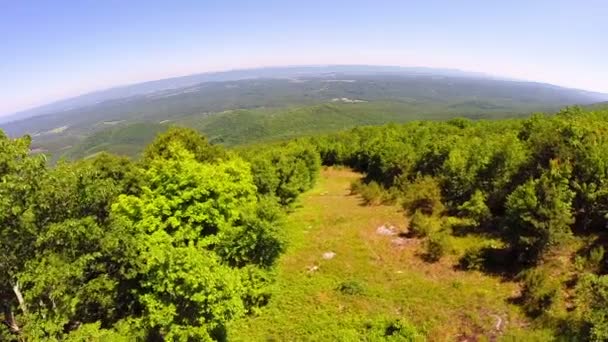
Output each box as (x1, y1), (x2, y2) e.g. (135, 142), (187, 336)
(1, 0), (607, 115)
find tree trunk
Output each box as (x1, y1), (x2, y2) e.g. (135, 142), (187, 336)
(2, 304), (20, 335)
(12, 282), (26, 315)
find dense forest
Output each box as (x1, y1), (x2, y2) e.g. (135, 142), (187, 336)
(0, 127), (320, 340)
(4, 106), (608, 340)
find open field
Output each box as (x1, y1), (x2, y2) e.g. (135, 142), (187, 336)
(230, 168), (549, 341)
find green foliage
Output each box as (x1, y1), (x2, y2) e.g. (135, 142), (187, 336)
(408, 211), (444, 237)
(216, 208), (285, 268)
(520, 269), (560, 317)
(401, 176), (445, 216)
(0, 128), (313, 340)
(590, 247), (606, 269)
(458, 190), (491, 226)
(459, 248), (486, 271)
(575, 246), (606, 273)
(505, 160), (575, 264)
(424, 233), (450, 262)
(350, 178), (365, 195)
(337, 280), (366, 295)
(306, 107), (608, 339)
(142, 126), (226, 164)
(10, 103), (608, 339)
(575, 274), (608, 341)
(244, 141), (320, 206)
(359, 181), (385, 206)
(365, 318), (426, 341)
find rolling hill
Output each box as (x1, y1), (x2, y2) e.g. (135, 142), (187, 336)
(2, 66), (608, 160)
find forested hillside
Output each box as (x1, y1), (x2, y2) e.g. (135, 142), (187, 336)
(3, 70), (607, 161)
(4, 106), (608, 340)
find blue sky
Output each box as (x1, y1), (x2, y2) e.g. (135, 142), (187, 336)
(1, 0), (607, 115)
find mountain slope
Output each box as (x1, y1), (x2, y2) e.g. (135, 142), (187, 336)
(0, 65), (499, 123)
(3, 67), (608, 160)
(3, 65), (607, 126)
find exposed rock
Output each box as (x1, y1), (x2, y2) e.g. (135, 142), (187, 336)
(307, 265), (319, 273)
(322, 251), (336, 260)
(376, 225), (397, 236)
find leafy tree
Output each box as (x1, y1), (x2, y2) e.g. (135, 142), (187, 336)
(575, 274), (608, 341)
(245, 142), (320, 206)
(401, 176), (445, 216)
(458, 190), (491, 226)
(505, 160), (575, 264)
(142, 126), (226, 164)
(520, 268), (560, 317)
(108, 144), (282, 339)
(0, 133), (45, 337)
(1, 129), (293, 340)
(424, 232), (450, 262)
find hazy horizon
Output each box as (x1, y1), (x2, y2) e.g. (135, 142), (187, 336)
(2, 0), (608, 115)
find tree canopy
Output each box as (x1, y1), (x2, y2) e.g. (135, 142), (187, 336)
(0, 128), (317, 341)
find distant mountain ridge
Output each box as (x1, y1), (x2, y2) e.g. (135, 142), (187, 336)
(8, 64), (601, 124)
(3, 65), (608, 161)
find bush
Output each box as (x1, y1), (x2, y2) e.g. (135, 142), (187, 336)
(575, 274), (608, 342)
(424, 233), (450, 262)
(383, 319), (424, 341)
(409, 211), (443, 237)
(458, 190), (491, 225)
(590, 246), (606, 269)
(401, 176), (445, 216)
(504, 160), (575, 265)
(359, 181), (385, 206)
(520, 269), (560, 317)
(365, 318), (425, 341)
(459, 248), (486, 271)
(575, 246), (606, 273)
(350, 179), (364, 195)
(337, 280), (365, 295)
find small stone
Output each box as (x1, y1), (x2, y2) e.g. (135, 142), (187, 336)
(322, 251), (336, 260)
(307, 265), (319, 273)
(376, 225), (396, 236)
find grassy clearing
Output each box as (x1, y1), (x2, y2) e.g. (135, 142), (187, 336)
(230, 168), (543, 341)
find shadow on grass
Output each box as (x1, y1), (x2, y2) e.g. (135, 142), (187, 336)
(454, 246), (526, 281)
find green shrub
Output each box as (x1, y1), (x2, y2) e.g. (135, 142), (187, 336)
(590, 246), (606, 269)
(337, 280), (365, 295)
(424, 233), (450, 262)
(365, 318), (425, 341)
(575, 246), (606, 273)
(459, 248), (486, 271)
(457, 190), (491, 225)
(505, 160), (575, 265)
(575, 274), (608, 342)
(520, 269), (560, 317)
(360, 181), (385, 206)
(350, 179), (364, 195)
(401, 176), (445, 216)
(408, 211), (443, 237)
